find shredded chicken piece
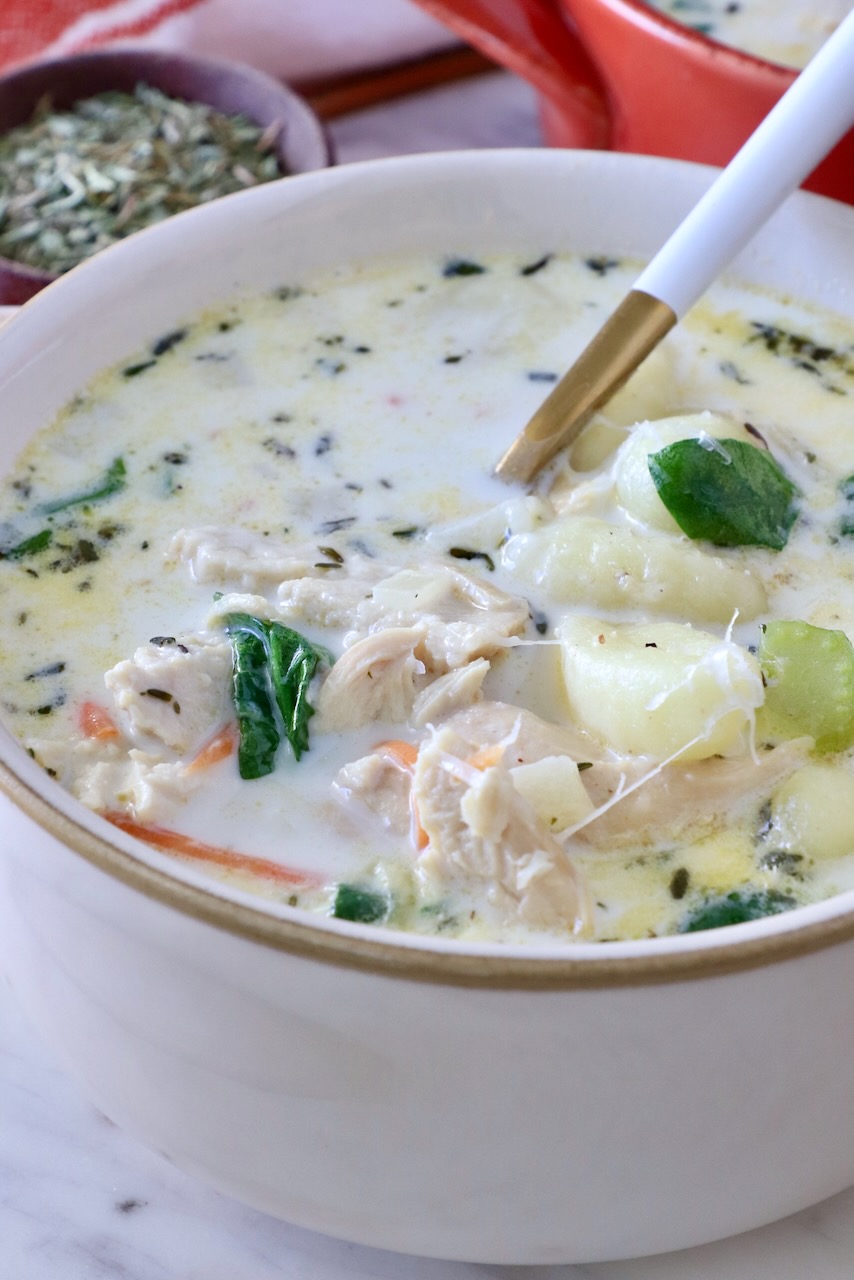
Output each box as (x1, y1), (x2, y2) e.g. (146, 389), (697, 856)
(105, 636), (232, 754)
(410, 659), (490, 728)
(575, 738), (812, 848)
(170, 526), (387, 592)
(314, 627), (428, 732)
(74, 750), (200, 823)
(276, 565), (390, 630)
(278, 560), (528, 670)
(412, 726), (589, 932)
(27, 735), (120, 790)
(332, 683), (805, 910)
(206, 591), (280, 626)
(334, 749), (414, 836)
(439, 700), (597, 766)
(360, 564), (529, 671)
(29, 733), (202, 823)
(420, 700), (806, 854)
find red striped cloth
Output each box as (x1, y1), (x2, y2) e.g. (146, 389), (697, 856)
(0, 0), (207, 69)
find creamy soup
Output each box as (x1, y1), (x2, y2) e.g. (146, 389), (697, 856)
(0, 250), (853, 944)
(644, 0), (850, 67)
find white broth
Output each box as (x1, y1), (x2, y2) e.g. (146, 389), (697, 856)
(643, 0), (850, 68)
(0, 249), (852, 943)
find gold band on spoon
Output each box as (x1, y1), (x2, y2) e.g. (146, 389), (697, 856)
(494, 289), (677, 485)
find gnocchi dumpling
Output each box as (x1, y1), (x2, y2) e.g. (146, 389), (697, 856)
(613, 411), (764, 532)
(557, 615), (764, 761)
(769, 764), (854, 860)
(501, 516), (767, 623)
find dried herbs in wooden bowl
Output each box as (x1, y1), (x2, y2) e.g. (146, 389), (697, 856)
(0, 49), (332, 303)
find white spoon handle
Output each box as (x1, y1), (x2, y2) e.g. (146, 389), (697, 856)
(635, 6), (854, 317)
(495, 10), (854, 483)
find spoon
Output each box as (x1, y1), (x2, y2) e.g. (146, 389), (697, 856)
(495, 6), (854, 485)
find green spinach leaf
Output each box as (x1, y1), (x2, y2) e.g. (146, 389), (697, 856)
(225, 613), (331, 777)
(40, 456), (126, 515)
(679, 888), (797, 933)
(267, 623), (331, 760)
(0, 527), (52, 560)
(648, 437), (798, 550)
(227, 624), (280, 779)
(333, 883), (390, 924)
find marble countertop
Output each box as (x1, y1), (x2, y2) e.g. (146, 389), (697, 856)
(3, 64), (854, 1280)
(4, 965), (854, 1280)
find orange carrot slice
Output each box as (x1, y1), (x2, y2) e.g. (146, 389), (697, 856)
(375, 738), (419, 769)
(78, 701), (121, 741)
(103, 813), (320, 887)
(374, 739), (428, 851)
(410, 797), (429, 852)
(467, 744), (504, 770)
(184, 722), (238, 774)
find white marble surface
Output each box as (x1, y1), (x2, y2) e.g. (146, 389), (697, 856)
(3, 65), (854, 1280)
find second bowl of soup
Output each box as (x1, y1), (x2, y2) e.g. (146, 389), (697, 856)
(413, 0), (854, 203)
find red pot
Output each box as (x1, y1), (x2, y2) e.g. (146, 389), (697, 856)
(414, 0), (854, 203)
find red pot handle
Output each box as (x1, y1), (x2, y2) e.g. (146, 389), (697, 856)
(415, 0), (610, 147)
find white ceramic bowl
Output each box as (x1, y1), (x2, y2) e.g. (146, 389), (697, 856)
(1, 150), (853, 1266)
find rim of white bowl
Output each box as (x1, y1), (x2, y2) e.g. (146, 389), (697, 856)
(1, 146), (854, 988)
